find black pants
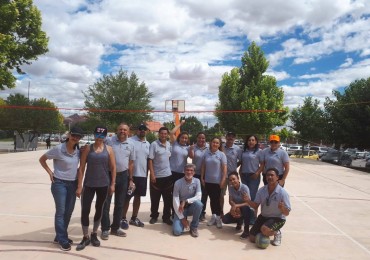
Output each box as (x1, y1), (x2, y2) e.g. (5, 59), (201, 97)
(81, 186), (108, 227)
(205, 182), (221, 216)
(194, 175), (208, 214)
(150, 175), (173, 221)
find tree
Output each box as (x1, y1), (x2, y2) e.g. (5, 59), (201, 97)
(324, 78), (370, 149)
(290, 97), (326, 147)
(3, 93), (64, 148)
(216, 42), (288, 136)
(0, 0), (49, 90)
(84, 69), (153, 130)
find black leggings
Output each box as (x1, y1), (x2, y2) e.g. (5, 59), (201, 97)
(81, 186), (108, 228)
(205, 183), (221, 216)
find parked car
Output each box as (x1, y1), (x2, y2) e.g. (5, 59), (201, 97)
(366, 158), (370, 168)
(287, 145), (303, 156)
(321, 149), (352, 166)
(310, 146), (329, 158)
(290, 150), (319, 160)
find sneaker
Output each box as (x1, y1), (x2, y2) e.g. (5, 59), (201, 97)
(53, 237), (73, 245)
(235, 223), (242, 231)
(149, 218), (158, 224)
(240, 231), (249, 240)
(199, 212), (206, 222)
(163, 219), (173, 225)
(101, 230), (109, 240)
(216, 215), (222, 229)
(207, 214), (216, 226)
(130, 217), (144, 227)
(190, 228), (199, 238)
(60, 242), (71, 251)
(76, 236), (90, 251)
(272, 230), (281, 246)
(90, 233), (100, 247)
(111, 228), (127, 237)
(120, 218), (129, 230)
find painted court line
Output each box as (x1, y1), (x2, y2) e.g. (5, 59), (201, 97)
(293, 194), (370, 256)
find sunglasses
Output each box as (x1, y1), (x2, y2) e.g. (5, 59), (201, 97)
(71, 134), (82, 139)
(94, 133), (106, 139)
(270, 141), (279, 144)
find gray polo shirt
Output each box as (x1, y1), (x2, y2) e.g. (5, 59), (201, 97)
(45, 143), (80, 181)
(255, 184), (291, 219)
(170, 141), (189, 173)
(240, 149), (261, 174)
(223, 144), (242, 175)
(173, 177), (202, 219)
(260, 148), (289, 176)
(106, 136), (135, 172)
(229, 183), (251, 204)
(192, 144), (208, 176)
(130, 135), (150, 178)
(149, 139), (172, 178)
(203, 150), (227, 184)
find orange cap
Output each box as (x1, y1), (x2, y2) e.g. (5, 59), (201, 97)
(269, 135), (280, 142)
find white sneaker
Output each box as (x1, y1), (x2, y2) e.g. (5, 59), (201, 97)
(207, 214), (216, 226)
(216, 215), (222, 229)
(272, 230), (281, 246)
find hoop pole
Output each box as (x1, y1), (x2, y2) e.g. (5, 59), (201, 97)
(174, 112), (180, 136)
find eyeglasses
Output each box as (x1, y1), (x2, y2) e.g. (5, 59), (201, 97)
(270, 141), (279, 144)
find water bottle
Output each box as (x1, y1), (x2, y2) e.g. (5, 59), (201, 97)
(127, 183), (136, 195)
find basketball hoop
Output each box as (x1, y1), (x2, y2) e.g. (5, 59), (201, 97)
(165, 100), (185, 136)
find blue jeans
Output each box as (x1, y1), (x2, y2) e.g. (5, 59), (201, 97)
(173, 200), (203, 236)
(240, 172), (260, 202)
(101, 171), (128, 231)
(51, 178), (77, 245)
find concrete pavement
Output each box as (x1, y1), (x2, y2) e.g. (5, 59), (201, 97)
(0, 151), (370, 259)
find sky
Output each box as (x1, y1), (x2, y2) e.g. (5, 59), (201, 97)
(2, 0), (370, 126)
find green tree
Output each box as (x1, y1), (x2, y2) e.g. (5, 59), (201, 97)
(290, 97), (326, 147)
(0, 0), (49, 90)
(84, 69), (153, 130)
(324, 78), (370, 149)
(216, 42), (288, 135)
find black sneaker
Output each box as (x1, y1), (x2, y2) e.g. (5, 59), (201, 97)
(90, 233), (100, 247)
(76, 236), (90, 251)
(240, 231), (249, 240)
(149, 218), (158, 224)
(60, 242), (71, 251)
(54, 237), (73, 245)
(163, 219), (173, 225)
(235, 223), (242, 231)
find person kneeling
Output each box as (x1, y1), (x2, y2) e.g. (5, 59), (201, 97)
(173, 164), (203, 237)
(222, 172), (251, 239)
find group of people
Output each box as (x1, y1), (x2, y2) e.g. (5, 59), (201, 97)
(39, 120), (291, 252)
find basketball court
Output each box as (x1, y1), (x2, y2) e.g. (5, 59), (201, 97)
(0, 150), (370, 259)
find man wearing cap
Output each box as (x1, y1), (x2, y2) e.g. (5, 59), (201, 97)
(121, 123), (150, 228)
(221, 132), (242, 213)
(172, 163), (203, 237)
(260, 135), (290, 186)
(243, 168), (291, 246)
(101, 122), (135, 240)
(148, 126), (173, 225)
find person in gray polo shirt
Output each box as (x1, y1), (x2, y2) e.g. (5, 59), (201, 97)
(173, 163), (203, 237)
(260, 135), (290, 186)
(101, 123), (135, 240)
(148, 126), (173, 225)
(244, 168), (291, 246)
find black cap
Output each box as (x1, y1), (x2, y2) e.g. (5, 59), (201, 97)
(94, 126), (108, 137)
(70, 126), (84, 137)
(138, 123), (148, 131)
(226, 131), (236, 137)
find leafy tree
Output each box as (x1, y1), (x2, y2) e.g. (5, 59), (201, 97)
(3, 93), (63, 148)
(290, 97), (326, 147)
(204, 123), (224, 140)
(324, 78), (370, 149)
(216, 42), (288, 135)
(84, 69), (153, 130)
(0, 0), (49, 90)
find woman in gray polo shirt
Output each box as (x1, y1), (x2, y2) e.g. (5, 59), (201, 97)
(39, 127), (84, 251)
(201, 137), (227, 229)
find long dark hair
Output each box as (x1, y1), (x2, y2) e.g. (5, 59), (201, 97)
(243, 135), (259, 153)
(65, 138), (80, 150)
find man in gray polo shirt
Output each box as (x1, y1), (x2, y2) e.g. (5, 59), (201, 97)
(244, 168), (291, 246)
(148, 126), (173, 225)
(101, 123), (135, 240)
(173, 163), (202, 237)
